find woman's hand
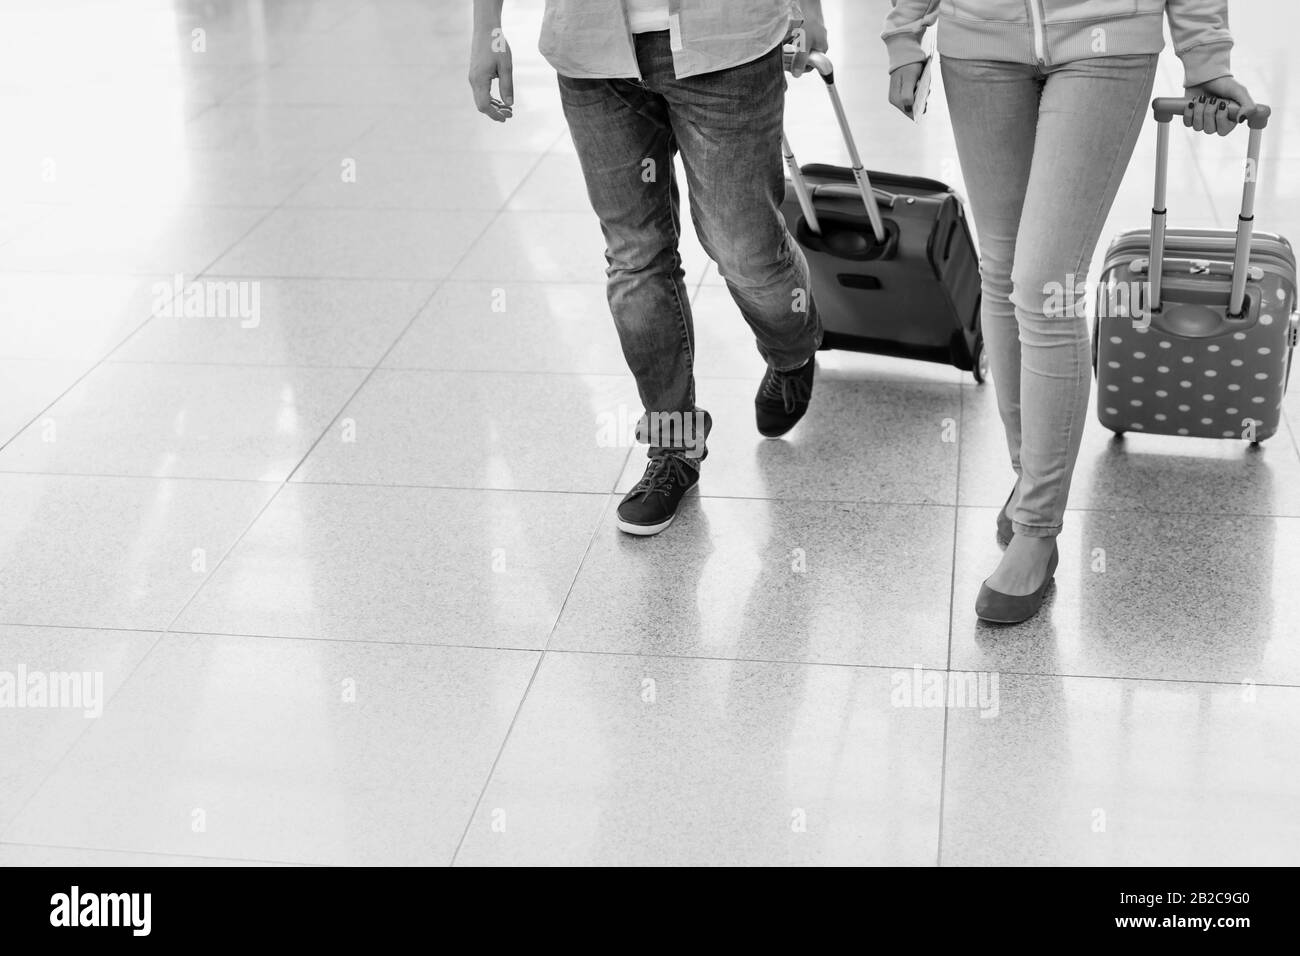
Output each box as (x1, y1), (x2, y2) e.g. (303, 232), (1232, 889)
(889, 61), (925, 117)
(1182, 77), (1257, 135)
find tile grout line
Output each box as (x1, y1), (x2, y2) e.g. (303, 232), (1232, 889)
(936, 371), (967, 865)
(935, 695), (951, 867)
(0, 269), (591, 281)
(0, 840), (328, 868)
(180, 114), (391, 292)
(0, 469), (300, 841)
(2, 466), (1297, 517)
(97, 360), (379, 370)
(447, 420), (633, 865)
(1283, 407), (1300, 467)
(0, 283), (181, 455)
(5, 616), (1300, 690)
(446, 489), (619, 867)
(0, 628), (169, 844)
(0, 205), (56, 254)
(334, 364), (968, 386)
(948, 381), (966, 671)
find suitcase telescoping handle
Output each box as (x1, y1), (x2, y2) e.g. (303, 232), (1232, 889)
(782, 52), (887, 244)
(1148, 97), (1272, 317)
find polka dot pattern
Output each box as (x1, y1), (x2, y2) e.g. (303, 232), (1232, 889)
(1095, 270), (1294, 441)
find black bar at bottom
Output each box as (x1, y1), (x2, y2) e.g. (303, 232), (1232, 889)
(0, 865), (1286, 944)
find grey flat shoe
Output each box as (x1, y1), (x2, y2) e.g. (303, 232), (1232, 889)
(975, 543), (1058, 625)
(996, 481), (1018, 548)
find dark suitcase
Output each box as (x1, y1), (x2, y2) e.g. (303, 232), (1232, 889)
(1093, 97), (1298, 443)
(780, 54), (985, 382)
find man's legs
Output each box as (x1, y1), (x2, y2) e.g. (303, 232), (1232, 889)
(559, 69), (706, 456)
(657, 41), (823, 436)
(558, 49), (709, 535)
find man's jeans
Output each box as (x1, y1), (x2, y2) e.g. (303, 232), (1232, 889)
(942, 54), (1158, 536)
(559, 32), (822, 459)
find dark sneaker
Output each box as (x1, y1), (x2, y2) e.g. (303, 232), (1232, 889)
(616, 454), (700, 536)
(755, 356), (816, 438)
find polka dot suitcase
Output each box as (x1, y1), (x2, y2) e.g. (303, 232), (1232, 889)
(1092, 98), (1298, 443)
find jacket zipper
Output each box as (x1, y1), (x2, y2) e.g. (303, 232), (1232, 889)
(1027, 0), (1046, 65)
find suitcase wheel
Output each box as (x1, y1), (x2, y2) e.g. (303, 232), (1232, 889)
(972, 334), (988, 385)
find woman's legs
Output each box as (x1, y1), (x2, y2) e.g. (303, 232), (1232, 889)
(944, 54), (1158, 595)
(940, 57), (1040, 496)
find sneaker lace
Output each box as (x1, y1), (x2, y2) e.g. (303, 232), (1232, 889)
(762, 367), (812, 414)
(630, 455), (695, 500)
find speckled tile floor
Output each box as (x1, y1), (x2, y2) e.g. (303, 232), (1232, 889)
(1, 0), (1298, 866)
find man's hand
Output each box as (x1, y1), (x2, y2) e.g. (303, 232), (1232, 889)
(1183, 77), (1257, 136)
(786, 0), (828, 77)
(888, 61), (924, 117)
(469, 24), (514, 122)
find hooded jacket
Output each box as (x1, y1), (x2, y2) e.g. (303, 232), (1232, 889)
(882, 0), (1233, 87)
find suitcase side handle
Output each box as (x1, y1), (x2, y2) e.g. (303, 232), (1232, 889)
(783, 52), (888, 244)
(1148, 97), (1272, 318)
(1129, 256), (1264, 284)
(815, 183), (899, 209)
